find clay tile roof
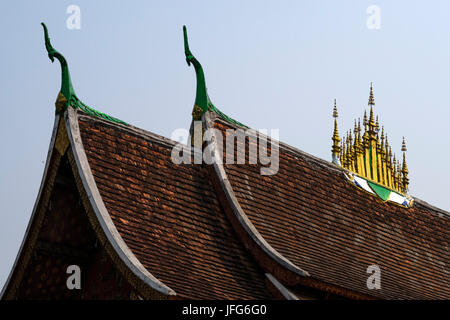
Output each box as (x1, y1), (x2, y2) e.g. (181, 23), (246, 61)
(17, 23), (447, 300)
(211, 117), (450, 300)
(77, 113), (271, 299)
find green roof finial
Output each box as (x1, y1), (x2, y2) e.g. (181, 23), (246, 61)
(41, 22), (76, 113)
(182, 26), (246, 127)
(183, 25), (208, 119)
(41, 22), (128, 125)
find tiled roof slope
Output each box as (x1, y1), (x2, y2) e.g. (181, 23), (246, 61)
(214, 119), (450, 300)
(77, 113), (271, 299)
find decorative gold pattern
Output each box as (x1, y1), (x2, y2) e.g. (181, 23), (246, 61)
(332, 84), (409, 194)
(55, 118), (69, 156)
(192, 104), (203, 121)
(55, 92), (67, 114)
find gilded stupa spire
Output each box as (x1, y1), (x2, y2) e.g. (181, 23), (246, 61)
(367, 84), (377, 138)
(330, 83), (411, 195)
(331, 99), (341, 165)
(401, 137), (409, 191)
(368, 82), (375, 106)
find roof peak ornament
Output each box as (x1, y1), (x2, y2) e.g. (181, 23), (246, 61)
(41, 22), (127, 125)
(183, 25), (208, 120)
(183, 25), (246, 127)
(331, 99), (341, 165)
(368, 82), (375, 106)
(331, 83), (412, 207)
(41, 22), (75, 114)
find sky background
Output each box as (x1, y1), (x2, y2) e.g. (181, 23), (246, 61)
(1, 0), (449, 290)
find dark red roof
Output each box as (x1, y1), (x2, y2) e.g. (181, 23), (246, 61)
(74, 107), (450, 299)
(6, 105), (447, 300)
(77, 114), (271, 299)
(213, 118), (450, 299)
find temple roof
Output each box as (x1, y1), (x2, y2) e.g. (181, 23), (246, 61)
(59, 102), (449, 299)
(212, 117), (450, 299)
(77, 113), (270, 299)
(2, 23), (449, 300)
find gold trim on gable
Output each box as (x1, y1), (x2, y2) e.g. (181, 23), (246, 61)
(55, 117), (69, 156)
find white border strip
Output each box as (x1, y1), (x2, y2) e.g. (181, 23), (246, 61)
(65, 108), (175, 297)
(203, 111), (309, 279)
(265, 273), (299, 300)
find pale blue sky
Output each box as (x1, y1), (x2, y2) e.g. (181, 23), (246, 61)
(1, 0), (449, 290)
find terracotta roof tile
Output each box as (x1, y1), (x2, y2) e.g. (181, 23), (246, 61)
(77, 114), (271, 299)
(214, 119), (450, 299)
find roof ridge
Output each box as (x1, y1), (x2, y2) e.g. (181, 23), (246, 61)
(77, 112), (177, 149)
(79, 111), (450, 217)
(211, 116), (450, 216)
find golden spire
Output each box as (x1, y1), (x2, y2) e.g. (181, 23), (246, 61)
(333, 99), (339, 118)
(342, 136), (347, 167)
(397, 159), (403, 191)
(368, 82), (375, 106)
(367, 83), (377, 138)
(393, 153), (398, 189)
(385, 135), (390, 160)
(331, 84), (411, 195)
(401, 137), (409, 192)
(357, 118), (362, 135)
(348, 131), (354, 171)
(362, 111), (369, 146)
(331, 99), (341, 164)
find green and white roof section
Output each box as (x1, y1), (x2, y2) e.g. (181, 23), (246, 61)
(345, 171), (414, 208)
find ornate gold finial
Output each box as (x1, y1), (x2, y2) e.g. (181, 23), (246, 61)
(401, 137), (409, 192)
(392, 153), (398, 189)
(368, 82), (375, 106)
(348, 131), (354, 171)
(331, 99), (341, 164)
(342, 136), (347, 166)
(397, 159), (403, 191)
(356, 118), (362, 144)
(332, 85), (411, 197)
(333, 99), (338, 118)
(367, 83), (377, 139)
(401, 136), (407, 152)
